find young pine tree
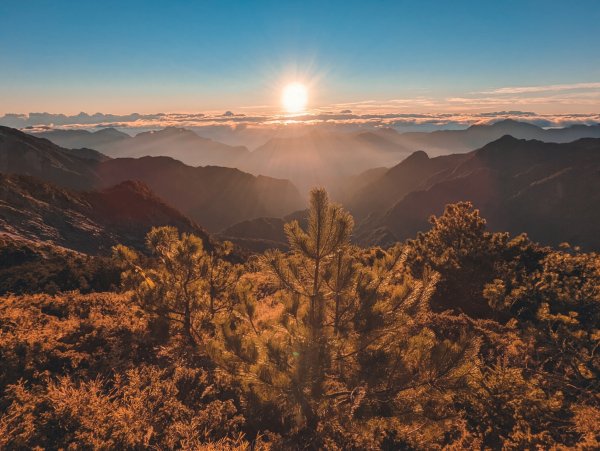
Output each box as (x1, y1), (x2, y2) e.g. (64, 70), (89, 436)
(262, 188), (354, 423)
(114, 226), (239, 346)
(220, 189), (481, 448)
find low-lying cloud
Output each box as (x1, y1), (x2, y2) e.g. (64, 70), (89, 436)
(4, 110), (599, 134)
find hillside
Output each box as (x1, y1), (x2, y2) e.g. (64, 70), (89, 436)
(209, 135), (600, 251)
(1, 126), (305, 231)
(0, 125), (104, 189)
(219, 209), (308, 252)
(35, 127), (131, 152)
(97, 156), (304, 231)
(2, 193), (598, 449)
(390, 119), (600, 155)
(347, 151), (468, 217)
(0, 173), (209, 254)
(353, 136), (600, 249)
(36, 126), (250, 168)
(240, 129), (410, 191)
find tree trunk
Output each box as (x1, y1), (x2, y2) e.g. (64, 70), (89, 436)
(183, 300), (192, 341)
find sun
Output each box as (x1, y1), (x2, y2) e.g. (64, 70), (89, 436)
(282, 82), (308, 113)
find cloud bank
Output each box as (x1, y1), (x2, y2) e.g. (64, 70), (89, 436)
(3, 110), (599, 134)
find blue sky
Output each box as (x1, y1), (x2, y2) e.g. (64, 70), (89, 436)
(1, 0), (599, 114)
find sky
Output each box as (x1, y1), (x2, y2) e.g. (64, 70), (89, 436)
(1, 0), (600, 119)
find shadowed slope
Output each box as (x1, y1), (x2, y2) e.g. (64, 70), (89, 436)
(0, 126), (104, 189)
(97, 156), (304, 231)
(360, 136), (600, 249)
(0, 173), (210, 254)
(1, 126), (305, 231)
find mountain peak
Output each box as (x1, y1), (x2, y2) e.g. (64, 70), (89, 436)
(492, 118), (521, 125)
(494, 134), (522, 143)
(491, 119), (541, 129)
(473, 134), (524, 155)
(466, 119), (541, 131)
(138, 127), (196, 138)
(100, 179), (155, 198)
(403, 149), (429, 163)
(94, 127), (129, 138)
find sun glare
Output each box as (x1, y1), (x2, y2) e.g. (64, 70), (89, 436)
(282, 82), (308, 113)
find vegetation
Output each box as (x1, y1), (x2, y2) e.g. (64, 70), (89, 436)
(1, 189), (599, 449)
(0, 237), (120, 295)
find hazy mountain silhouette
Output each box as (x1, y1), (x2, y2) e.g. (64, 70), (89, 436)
(240, 129), (410, 191)
(0, 174), (209, 254)
(33, 121), (600, 193)
(330, 166), (389, 202)
(0, 126), (105, 189)
(385, 119), (600, 155)
(37, 127), (249, 168)
(97, 156), (304, 231)
(35, 127), (131, 152)
(346, 151), (469, 217)
(353, 136), (600, 249)
(222, 135), (600, 251)
(1, 126), (304, 231)
(9, 123), (600, 250)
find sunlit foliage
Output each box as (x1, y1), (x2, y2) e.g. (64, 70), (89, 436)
(1, 192), (599, 449)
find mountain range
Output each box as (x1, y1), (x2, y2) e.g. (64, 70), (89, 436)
(32, 120), (600, 193)
(5, 123), (600, 255)
(36, 126), (250, 168)
(239, 129), (410, 191)
(383, 119), (600, 155)
(223, 136), (600, 251)
(34, 126), (410, 192)
(366, 136), (600, 249)
(1, 126), (304, 231)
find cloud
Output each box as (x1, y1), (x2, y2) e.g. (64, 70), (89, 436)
(474, 111), (537, 117)
(480, 82), (600, 95)
(0, 112), (169, 128)
(2, 110), (600, 139)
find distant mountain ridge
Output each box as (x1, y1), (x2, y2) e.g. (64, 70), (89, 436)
(351, 136), (600, 250)
(33, 127), (131, 151)
(383, 119), (600, 155)
(34, 125), (412, 197)
(36, 126), (250, 168)
(222, 135), (600, 252)
(0, 125), (105, 189)
(9, 124), (600, 252)
(1, 126), (304, 231)
(32, 120), (600, 192)
(96, 155), (304, 231)
(240, 129), (410, 191)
